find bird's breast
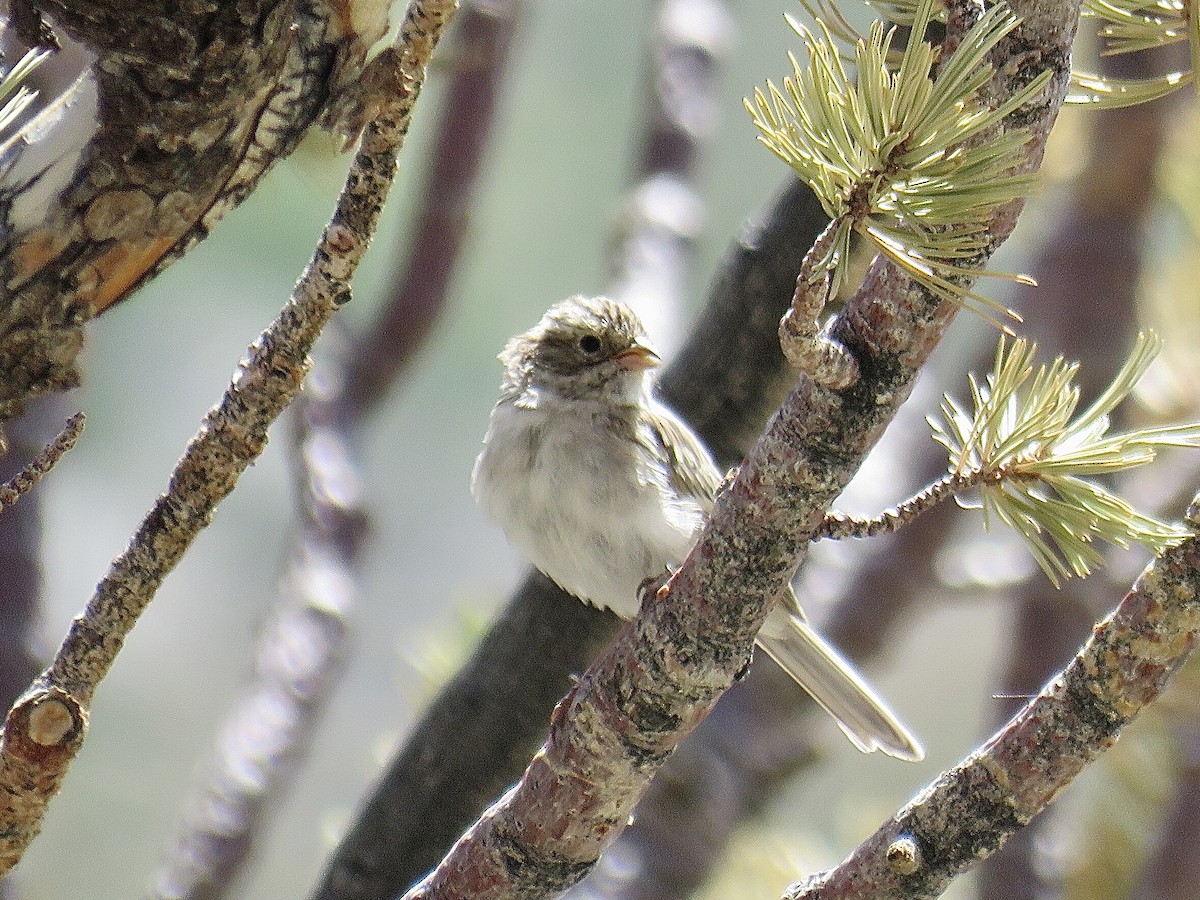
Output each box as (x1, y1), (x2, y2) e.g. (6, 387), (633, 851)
(472, 401), (703, 618)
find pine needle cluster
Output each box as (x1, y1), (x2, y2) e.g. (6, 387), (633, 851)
(931, 332), (1200, 585)
(746, 0), (1049, 321)
(0, 48), (47, 136)
(1071, 0), (1198, 107)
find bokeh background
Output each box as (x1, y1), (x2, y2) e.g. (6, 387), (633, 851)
(9, 1), (1199, 898)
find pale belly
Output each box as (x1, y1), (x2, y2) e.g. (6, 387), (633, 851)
(473, 402), (704, 618)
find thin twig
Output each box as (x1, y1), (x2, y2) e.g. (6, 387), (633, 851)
(0, 0), (459, 877)
(816, 469), (992, 540)
(0, 413), (83, 512)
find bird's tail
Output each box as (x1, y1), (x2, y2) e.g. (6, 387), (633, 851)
(756, 611), (924, 761)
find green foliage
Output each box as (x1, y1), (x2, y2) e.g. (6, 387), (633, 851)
(1070, 0), (1198, 107)
(930, 332), (1200, 585)
(0, 47), (48, 137)
(746, 0), (1049, 322)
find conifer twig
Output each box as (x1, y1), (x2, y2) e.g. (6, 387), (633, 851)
(821, 332), (1200, 586)
(816, 468), (994, 539)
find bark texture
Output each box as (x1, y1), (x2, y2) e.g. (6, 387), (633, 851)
(0, 0), (386, 424)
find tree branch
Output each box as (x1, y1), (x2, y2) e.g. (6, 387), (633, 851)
(148, 5), (519, 895)
(0, 0), (386, 426)
(790, 502), (1200, 899)
(401, 1), (1075, 893)
(0, 0), (459, 876)
(313, 174), (825, 900)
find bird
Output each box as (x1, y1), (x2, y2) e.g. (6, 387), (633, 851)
(471, 294), (923, 761)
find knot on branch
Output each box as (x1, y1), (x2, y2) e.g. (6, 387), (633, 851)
(886, 833), (922, 875)
(4, 687), (87, 760)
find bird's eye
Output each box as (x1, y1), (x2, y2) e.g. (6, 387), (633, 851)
(578, 334), (602, 355)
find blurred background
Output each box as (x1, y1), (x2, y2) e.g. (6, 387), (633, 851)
(6, 0), (1200, 898)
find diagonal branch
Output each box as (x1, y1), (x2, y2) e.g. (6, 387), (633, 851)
(0, 0), (459, 877)
(402, 1), (1076, 895)
(789, 501), (1200, 899)
(148, 4), (518, 897)
(311, 184), (820, 900)
(0, 412), (83, 511)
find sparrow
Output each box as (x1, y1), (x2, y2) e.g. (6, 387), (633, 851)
(471, 294), (923, 760)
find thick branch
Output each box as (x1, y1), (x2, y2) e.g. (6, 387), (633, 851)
(0, 0), (385, 425)
(0, 0), (459, 876)
(313, 175), (824, 900)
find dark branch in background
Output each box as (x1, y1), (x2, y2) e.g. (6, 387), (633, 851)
(0, 0), (459, 877)
(402, 0), (1072, 893)
(145, 3), (518, 898)
(0, 0), (383, 428)
(314, 572), (618, 900)
(340, 0), (521, 418)
(975, 42), (1174, 900)
(312, 173), (827, 899)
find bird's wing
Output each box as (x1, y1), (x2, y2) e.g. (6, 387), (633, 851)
(643, 398), (723, 513)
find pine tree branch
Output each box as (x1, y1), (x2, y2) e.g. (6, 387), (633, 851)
(313, 175), (825, 900)
(147, 4), (517, 897)
(789, 499), (1200, 899)
(0, 399), (67, 711)
(0, 0), (389, 427)
(401, 1), (1074, 893)
(0, 0), (459, 877)
(816, 469), (994, 540)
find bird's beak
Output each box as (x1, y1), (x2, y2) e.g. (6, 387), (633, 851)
(615, 344), (660, 372)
